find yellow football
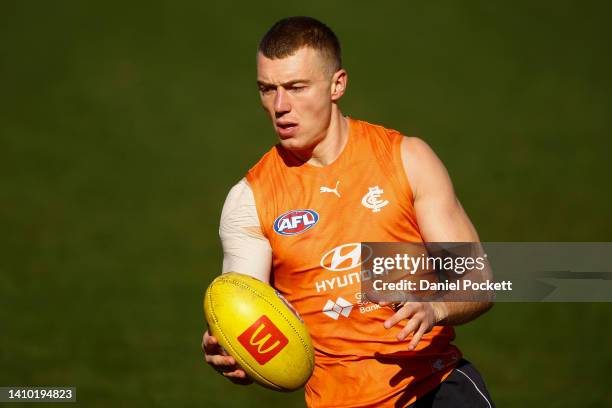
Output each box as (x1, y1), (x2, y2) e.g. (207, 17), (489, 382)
(204, 272), (315, 391)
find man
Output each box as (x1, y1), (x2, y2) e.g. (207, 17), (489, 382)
(203, 16), (495, 407)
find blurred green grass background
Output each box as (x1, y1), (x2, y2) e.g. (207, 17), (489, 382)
(1, 1), (611, 406)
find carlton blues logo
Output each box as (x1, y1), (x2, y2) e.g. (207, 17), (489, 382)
(237, 315), (289, 365)
(273, 209), (319, 236)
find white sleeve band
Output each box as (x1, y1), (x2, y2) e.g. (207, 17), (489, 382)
(219, 178), (272, 283)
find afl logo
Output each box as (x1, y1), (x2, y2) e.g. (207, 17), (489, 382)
(274, 209), (319, 236)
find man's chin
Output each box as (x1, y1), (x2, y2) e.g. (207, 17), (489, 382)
(278, 137), (304, 150)
(277, 138), (315, 160)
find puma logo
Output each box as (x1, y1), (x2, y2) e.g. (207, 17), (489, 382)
(320, 181), (341, 198)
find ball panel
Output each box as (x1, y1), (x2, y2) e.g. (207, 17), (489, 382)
(204, 273), (314, 391)
(205, 286), (279, 389)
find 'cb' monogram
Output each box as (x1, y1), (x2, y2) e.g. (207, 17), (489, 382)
(237, 315), (289, 365)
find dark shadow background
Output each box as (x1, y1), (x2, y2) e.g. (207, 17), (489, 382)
(1, 1), (611, 406)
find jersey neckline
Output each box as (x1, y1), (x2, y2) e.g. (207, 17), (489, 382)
(274, 116), (357, 175)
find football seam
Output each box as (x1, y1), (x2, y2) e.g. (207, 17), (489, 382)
(207, 284), (277, 389)
(210, 275), (314, 386)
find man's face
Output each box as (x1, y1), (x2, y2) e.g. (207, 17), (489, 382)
(257, 47), (338, 152)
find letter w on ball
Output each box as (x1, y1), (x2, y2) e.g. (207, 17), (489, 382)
(238, 315), (289, 364)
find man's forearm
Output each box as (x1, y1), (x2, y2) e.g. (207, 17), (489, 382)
(432, 301), (493, 326)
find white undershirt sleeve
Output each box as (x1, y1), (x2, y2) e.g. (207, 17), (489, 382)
(219, 178), (272, 283)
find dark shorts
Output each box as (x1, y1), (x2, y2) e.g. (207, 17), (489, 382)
(406, 359), (495, 408)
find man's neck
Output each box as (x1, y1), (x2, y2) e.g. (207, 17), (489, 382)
(291, 109), (349, 167)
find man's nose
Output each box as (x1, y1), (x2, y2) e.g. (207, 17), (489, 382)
(274, 87), (290, 115)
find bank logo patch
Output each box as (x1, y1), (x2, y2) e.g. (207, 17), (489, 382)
(322, 297), (353, 320)
(273, 209), (319, 236)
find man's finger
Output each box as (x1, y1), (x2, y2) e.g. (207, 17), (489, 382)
(216, 363), (244, 374)
(396, 316), (421, 341)
(407, 323), (429, 351)
(223, 368), (248, 378)
(201, 331), (210, 350)
(204, 333), (233, 359)
(203, 332), (219, 353)
(228, 375), (254, 385)
(384, 303), (416, 329)
(207, 354), (236, 367)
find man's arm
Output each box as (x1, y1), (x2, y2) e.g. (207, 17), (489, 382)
(219, 178), (272, 282)
(203, 178), (272, 383)
(382, 137), (492, 349)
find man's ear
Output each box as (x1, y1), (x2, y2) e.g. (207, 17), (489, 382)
(331, 69), (348, 101)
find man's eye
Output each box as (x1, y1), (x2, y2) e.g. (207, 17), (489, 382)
(259, 87), (274, 95)
(289, 86), (305, 93)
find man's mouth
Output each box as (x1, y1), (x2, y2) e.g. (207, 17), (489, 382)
(276, 122), (299, 138)
(277, 122), (297, 129)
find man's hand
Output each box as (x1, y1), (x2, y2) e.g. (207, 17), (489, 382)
(381, 301), (492, 350)
(202, 330), (253, 385)
(381, 302), (448, 350)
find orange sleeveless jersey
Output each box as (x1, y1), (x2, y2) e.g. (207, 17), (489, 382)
(246, 118), (461, 407)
